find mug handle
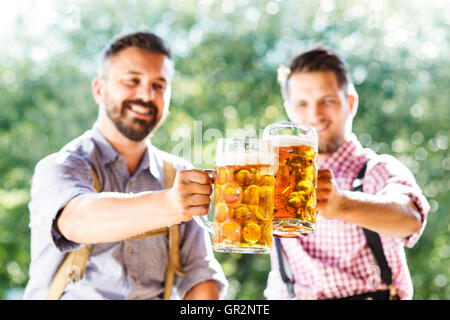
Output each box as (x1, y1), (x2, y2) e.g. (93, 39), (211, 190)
(193, 169), (215, 233)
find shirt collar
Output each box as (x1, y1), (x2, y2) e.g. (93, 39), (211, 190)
(145, 140), (163, 181)
(90, 124), (162, 180)
(90, 125), (120, 166)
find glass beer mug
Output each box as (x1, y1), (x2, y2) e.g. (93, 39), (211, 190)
(194, 138), (276, 254)
(263, 122), (318, 238)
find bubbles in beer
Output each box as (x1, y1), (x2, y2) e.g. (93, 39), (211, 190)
(294, 180), (314, 194)
(273, 144), (317, 226)
(287, 192), (301, 209)
(258, 174), (275, 186)
(243, 185), (260, 205)
(214, 202), (229, 223)
(217, 167), (230, 185)
(213, 164), (274, 251)
(222, 183), (242, 204)
(250, 204), (269, 222)
(234, 169), (255, 186)
(221, 221), (241, 244)
(243, 222), (262, 244)
(234, 204), (251, 221)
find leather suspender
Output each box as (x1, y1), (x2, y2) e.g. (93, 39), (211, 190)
(274, 237), (295, 299)
(275, 161), (398, 299)
(353, 162), (398, 299)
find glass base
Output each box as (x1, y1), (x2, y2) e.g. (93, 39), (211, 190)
(213, 243), (270, 254)
(273, 218), (315, 238)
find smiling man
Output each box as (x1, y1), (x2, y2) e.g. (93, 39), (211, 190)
(265, 48), (429, 300)
(24, 32), (227, 300)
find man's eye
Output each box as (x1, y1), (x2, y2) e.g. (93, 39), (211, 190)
(124, 79), (139, 86)
(296, 103), (307, 108)
(153, 83), (165, 91)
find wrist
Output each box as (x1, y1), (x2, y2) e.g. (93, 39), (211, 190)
(162, 188), (190, 224)
(335, 190), (352, 221)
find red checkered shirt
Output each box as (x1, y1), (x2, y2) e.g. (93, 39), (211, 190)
(264, 134), (429, 300)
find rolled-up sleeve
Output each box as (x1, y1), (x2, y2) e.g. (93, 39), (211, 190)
(175, 220), (228, 299)
(28, 152), (97, 252)
(365, 155), (430, 248)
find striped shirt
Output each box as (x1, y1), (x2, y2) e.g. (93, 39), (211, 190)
(24, 126), (228, 300)
(264, 133), (429, 300)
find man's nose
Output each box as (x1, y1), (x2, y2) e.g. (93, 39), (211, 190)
(136, 84), (155, 101)
(306, 103), (321, 123)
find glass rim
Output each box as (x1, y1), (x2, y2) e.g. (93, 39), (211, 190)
(215, 137), (275, 167)
(262, 122), (318, 149)
(263, 121), (317, 132)
(217, 137), (272, 144)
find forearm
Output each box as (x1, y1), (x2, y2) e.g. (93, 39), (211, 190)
(337, 191), (422, 238)
(58, 190), (185, 243)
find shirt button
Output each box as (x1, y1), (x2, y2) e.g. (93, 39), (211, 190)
(127, 247), (133, 254)
(131, 275), (137, 282)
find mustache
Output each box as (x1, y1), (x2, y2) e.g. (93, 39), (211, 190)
(122, 99), (158, 112)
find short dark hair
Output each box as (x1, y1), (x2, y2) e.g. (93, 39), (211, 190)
(279, 47), (352, 99)
(98, 31), (172, 77)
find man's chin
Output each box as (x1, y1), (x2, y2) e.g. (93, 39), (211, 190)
(115, 122), (155, 142)
(318, 138), (343, 154)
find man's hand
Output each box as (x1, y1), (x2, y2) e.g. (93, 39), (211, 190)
(316, 169), (344, 220)
(167, 169), (213, 222)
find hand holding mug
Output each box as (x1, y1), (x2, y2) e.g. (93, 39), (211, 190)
(167, 169), (213, 221)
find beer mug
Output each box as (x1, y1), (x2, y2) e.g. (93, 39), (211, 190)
(263, 122), (318, 238)
(194, 138), (276, 254)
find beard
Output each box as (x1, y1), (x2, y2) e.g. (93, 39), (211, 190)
(318, 131), (344, 154)
(105, 96), (160, 142)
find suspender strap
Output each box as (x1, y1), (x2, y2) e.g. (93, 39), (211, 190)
(353, 162), (397, 299)
(163, 160), (185, 300)
(45, 169), (100, 300)
(274, 237), (296, 299)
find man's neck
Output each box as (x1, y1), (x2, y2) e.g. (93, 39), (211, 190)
(98, 122), (148, 176)
(318, 152), (331, 165)
(317, 135), (352, 165)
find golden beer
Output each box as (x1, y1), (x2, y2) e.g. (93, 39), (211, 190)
(194, 138), (276, 254)
(213, 164), (274, 254)
(274, 144), (317, 237)
(263, 122), (318, 238)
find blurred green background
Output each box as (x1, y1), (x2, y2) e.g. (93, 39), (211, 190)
(0, 0), (448, 300)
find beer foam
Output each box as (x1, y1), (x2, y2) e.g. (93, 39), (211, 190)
(216, 151), (274, 167)
(266, 134), (317, 149)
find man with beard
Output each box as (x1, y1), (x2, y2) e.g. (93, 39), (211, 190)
(264, 48), (429, 300)
(24, 32), (227, 300)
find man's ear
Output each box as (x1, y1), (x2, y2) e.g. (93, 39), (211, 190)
(91, 77), (105, 105)
(347, 83), (358, 117)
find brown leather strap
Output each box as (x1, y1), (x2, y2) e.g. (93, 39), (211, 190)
(162, 159), (185, 299)
(45, 169), (100, 300)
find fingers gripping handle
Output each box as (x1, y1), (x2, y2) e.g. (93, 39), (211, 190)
(193, 169), (215, 233)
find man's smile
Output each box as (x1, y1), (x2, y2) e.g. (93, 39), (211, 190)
(123, 101), (157, 120)
(312, 123), (329, 133)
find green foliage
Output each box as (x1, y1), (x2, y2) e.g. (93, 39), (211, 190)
(0, 0), (448, 299)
